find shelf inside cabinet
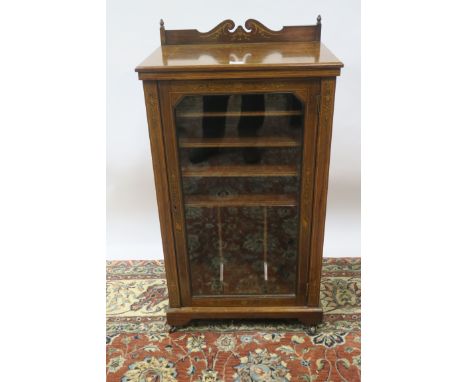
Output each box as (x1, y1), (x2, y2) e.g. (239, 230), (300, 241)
(185, 194), (297, 208)
(181, 164), (298, 177)
(177, 110), (302, 118)
(179, 136), (301, 148)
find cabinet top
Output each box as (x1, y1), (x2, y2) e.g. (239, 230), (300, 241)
(135, 19), (343, 79)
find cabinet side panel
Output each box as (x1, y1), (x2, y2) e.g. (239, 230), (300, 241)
(296, 81), (320, 304)
(157, 81), (193, 306)
(143, 80), (181, 307)
(307, 78), (337, 306)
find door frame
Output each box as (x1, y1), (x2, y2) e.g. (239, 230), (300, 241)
(158, 78), (320, 307)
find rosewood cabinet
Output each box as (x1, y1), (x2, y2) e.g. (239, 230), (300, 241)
(136, 17), (343, 329)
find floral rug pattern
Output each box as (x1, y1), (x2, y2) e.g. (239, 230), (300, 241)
(107, 258), (361, 381)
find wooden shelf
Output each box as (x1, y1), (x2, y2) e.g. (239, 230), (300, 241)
(185, 194), (297, 207)
(181, 164), (298, 177)
(179, 136), (300, 148)
(177, 110), (302, 118)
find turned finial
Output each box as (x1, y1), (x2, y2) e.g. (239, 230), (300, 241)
(160, 19), (167, 45)
(317, 15), (321, 25)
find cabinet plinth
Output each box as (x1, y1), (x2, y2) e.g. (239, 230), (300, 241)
(136, 18), (343, 327)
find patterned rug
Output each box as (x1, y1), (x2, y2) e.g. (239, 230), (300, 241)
(106, 258), (361, 381)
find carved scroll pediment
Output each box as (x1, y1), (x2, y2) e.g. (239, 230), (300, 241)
(199, 19), (284, 42)
(161, 17), (321, 45)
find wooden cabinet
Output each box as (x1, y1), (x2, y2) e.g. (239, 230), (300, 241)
(136, 17), (343, 329)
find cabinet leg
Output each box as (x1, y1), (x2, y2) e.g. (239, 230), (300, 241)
(304, 325), (317, 336)
(298, 312), (321, 335)
(166, 312), (191, 329)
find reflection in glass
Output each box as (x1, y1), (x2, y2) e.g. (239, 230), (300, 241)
(175, 93), (304, 296)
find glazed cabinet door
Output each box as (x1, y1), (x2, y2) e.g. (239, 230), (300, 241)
(158, 79), (320, 307)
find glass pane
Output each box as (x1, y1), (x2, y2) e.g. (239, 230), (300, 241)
(175, 93), (304, 296)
